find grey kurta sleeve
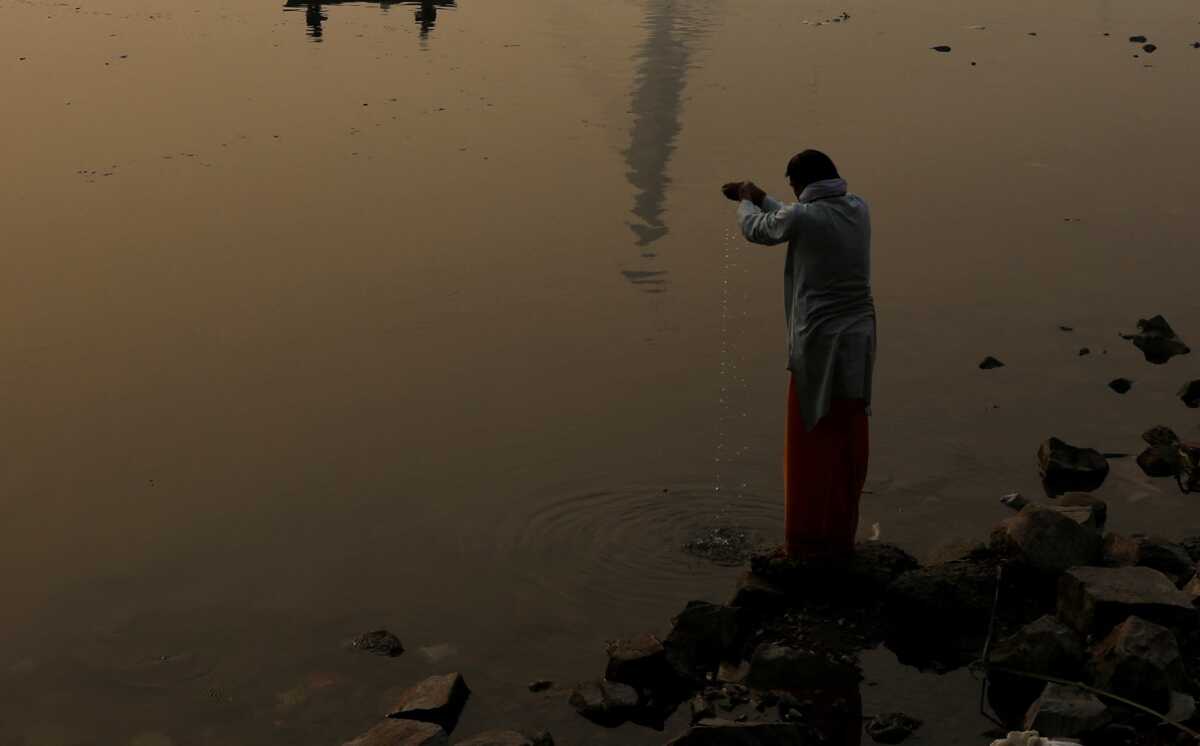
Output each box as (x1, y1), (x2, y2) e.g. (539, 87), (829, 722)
(737, 197), (797, 246)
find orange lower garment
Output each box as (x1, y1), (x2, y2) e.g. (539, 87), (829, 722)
(784, 373), (870, 559)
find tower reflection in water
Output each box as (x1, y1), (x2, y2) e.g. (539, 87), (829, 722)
(284, 0), (457, 42)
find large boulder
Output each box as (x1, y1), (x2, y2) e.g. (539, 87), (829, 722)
(1123, 315), (1190, 364)
(744, 642), (860, 691)
(665, 601), (743, 676)
(990, 505), (1101, 574)
(1038, 438), (1109, 495)
(730, 572), (788, 614)
(885, 560), (997, 667)
(1137, 445), (1184, 478)
(1056, 493), (1108, 530)
(664, 720), (811, 746)
(1101, 533), (1141, 567)
(925, 539), (991, 566)
(387, 674), (470, 732)
(605, 633), (682, 693)
(1131, 536), (1196, 586)
(342, 720), (447, 746)
(1090, 616), (1189, 711)
(845, 543), (920, 592)
(1023, 683), (1111, 738)
(986, 615), (1086, 725)
(568, 679), (639, 725)
(1058, 567), (1196, 635)
(454, 731), (552, 746)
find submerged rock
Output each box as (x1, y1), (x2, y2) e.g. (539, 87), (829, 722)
(1090, 616), (1188, 711)
(979, 355), (1005, 369)
(1057, 566), (1195, 635)
(990, 505), (1101, 574)
(568, 679), (639, 725)
(1137, 444), (1182, 478)
(665, 720), (811, 746)
(1023, 682), (1111, 738)
(605, 633), (673, 690)
(1122, 315), (1190, 364)
(1038, 437), (1109, 495)
(845, 542), (920, 592)
(1129, 35), (1147, 42)
(386, 673), (470, 731)
(1143, 43), (1157, 53)
(1180, 379), (1200, 408)
(864, 712), (922, 744)
(1107, 378), (1132, 394)
(745, 642), (859, 690)
(930, 45), (952, 53)
(342, 719), (447, 746)
(351, 629), (404, 657)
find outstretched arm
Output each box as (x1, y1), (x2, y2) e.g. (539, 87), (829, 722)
(722, 181), (796, 245)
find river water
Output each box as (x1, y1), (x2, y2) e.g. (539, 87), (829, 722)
(2, 0), (1199, 743)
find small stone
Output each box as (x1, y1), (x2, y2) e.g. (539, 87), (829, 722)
(1059, 325), (1075, 332)
(1107, 378), (1132, 394)
(386, 673), (470, 731)
(1137, 444), (1183, 478)
(1192, 42), (1200, 49)
(568, 679), (639, 725)
(1078, 347), (1091, 356)
(1038, 437), (1109, 495)
(1143, 43), (1157, 53)
(865, 712), (922, 744)
(1122, 315), (1190, 364)
(1129, 35), (1147, 42)
(1000, 493), (1029, 511)
(527, 680), (552, 693)
(1179, 380), (1200, 407)
(1091, 616), (1188, 711)
(1143, 425), (1181, 447)
(930, 45), (952, 53)
(351, 630), (404, 657)
(341, 719), (447, 746)
(979, 355), (1004, 369)
(1058, 566), (1196, 635)
(1023, 682), (1111, 738)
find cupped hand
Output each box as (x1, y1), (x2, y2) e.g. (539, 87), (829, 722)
(721, 181), (745, 201)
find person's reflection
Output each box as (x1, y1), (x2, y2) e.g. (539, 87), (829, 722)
(305, 1), (326, 40)
(415, 0), (437, 38)
(621, 0), (710, 291)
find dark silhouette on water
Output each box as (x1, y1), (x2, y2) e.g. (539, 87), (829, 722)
(284, 0), (456, 42)
(619, 0), (710, 292)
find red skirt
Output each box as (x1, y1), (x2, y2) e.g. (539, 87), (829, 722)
(784, 373), (870, 559)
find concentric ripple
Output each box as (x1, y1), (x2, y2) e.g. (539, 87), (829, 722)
(487, 484), (778, 613)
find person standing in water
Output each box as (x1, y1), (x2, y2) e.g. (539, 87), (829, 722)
(722, 150), (875, 561)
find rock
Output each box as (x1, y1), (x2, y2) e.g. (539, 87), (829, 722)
(979, 355), (1004, 369)
(1143, 43), (1157, 53)
(342, 720), (448, 746)
(386, 673), (470, 731)
(990, 505), (1101, 574)
(665, 601), (743, 676)
(351, 630), (405, 657)
(455, 731), (553, 746)
(730, 572), (788, 613)
(844, 542), (920, 592)
(1137, 444), (1182, 478)
(1107, 378), (1132, 394)
(664, 720), (811, 746)
(1090, 616), (1188, 711)
(1038, 438), (1109, 495)
(1180, 380), (1200, 408)
(605, 633), (677, 692)
(1058, 567), (1196, 636)
(1129, 535), (1196, 586)
(1057, 493), (1107, 530)
(1182, 575), (1200, 603)
(1168, 690), (1197, 722)
(1122, 315), (1190, 364)
(689, 694), (716, 723)
(1182, 536), (1200, 563)
(1046, 505), (1102, 532)
(884, 560), (997, 667)
(745, 643), (860, 691)
(1078, 347), (1091, 356)
(527, 680), (552, 693)
(1143, 425), (1181, 447)
(568, 679), (639, 725)
(1000, 493), (1030, 511)
(1129, 35), (1147, 42)
(931, 45), (952, 53)
(1193, 41), (1200, 49)
(987, 616), (1086, 724)
(1102, 533), (1141, 567)
(1023, 683), (1110, 738)
(864, 712), (922, 744)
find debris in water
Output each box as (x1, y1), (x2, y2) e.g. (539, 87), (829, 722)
(1108, 378), (1133, 394)
(684, 526), (759, 566)
(979, 355), (1005, 370)
(1078, 347), (1091, 356)
(930, 45), (952, 53)
(1059, 325), (1075, 332)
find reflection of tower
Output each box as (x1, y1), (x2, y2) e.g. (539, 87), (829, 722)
(621, 0), (710, 291)
(415, 0), (437, 39)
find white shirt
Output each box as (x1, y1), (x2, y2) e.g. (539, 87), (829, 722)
(736, 178), (876, 430)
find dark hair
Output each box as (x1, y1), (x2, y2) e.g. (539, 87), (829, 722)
(785, 150), (840, 190)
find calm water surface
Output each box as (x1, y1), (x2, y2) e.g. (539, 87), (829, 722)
(2, 0), (1199, 743)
